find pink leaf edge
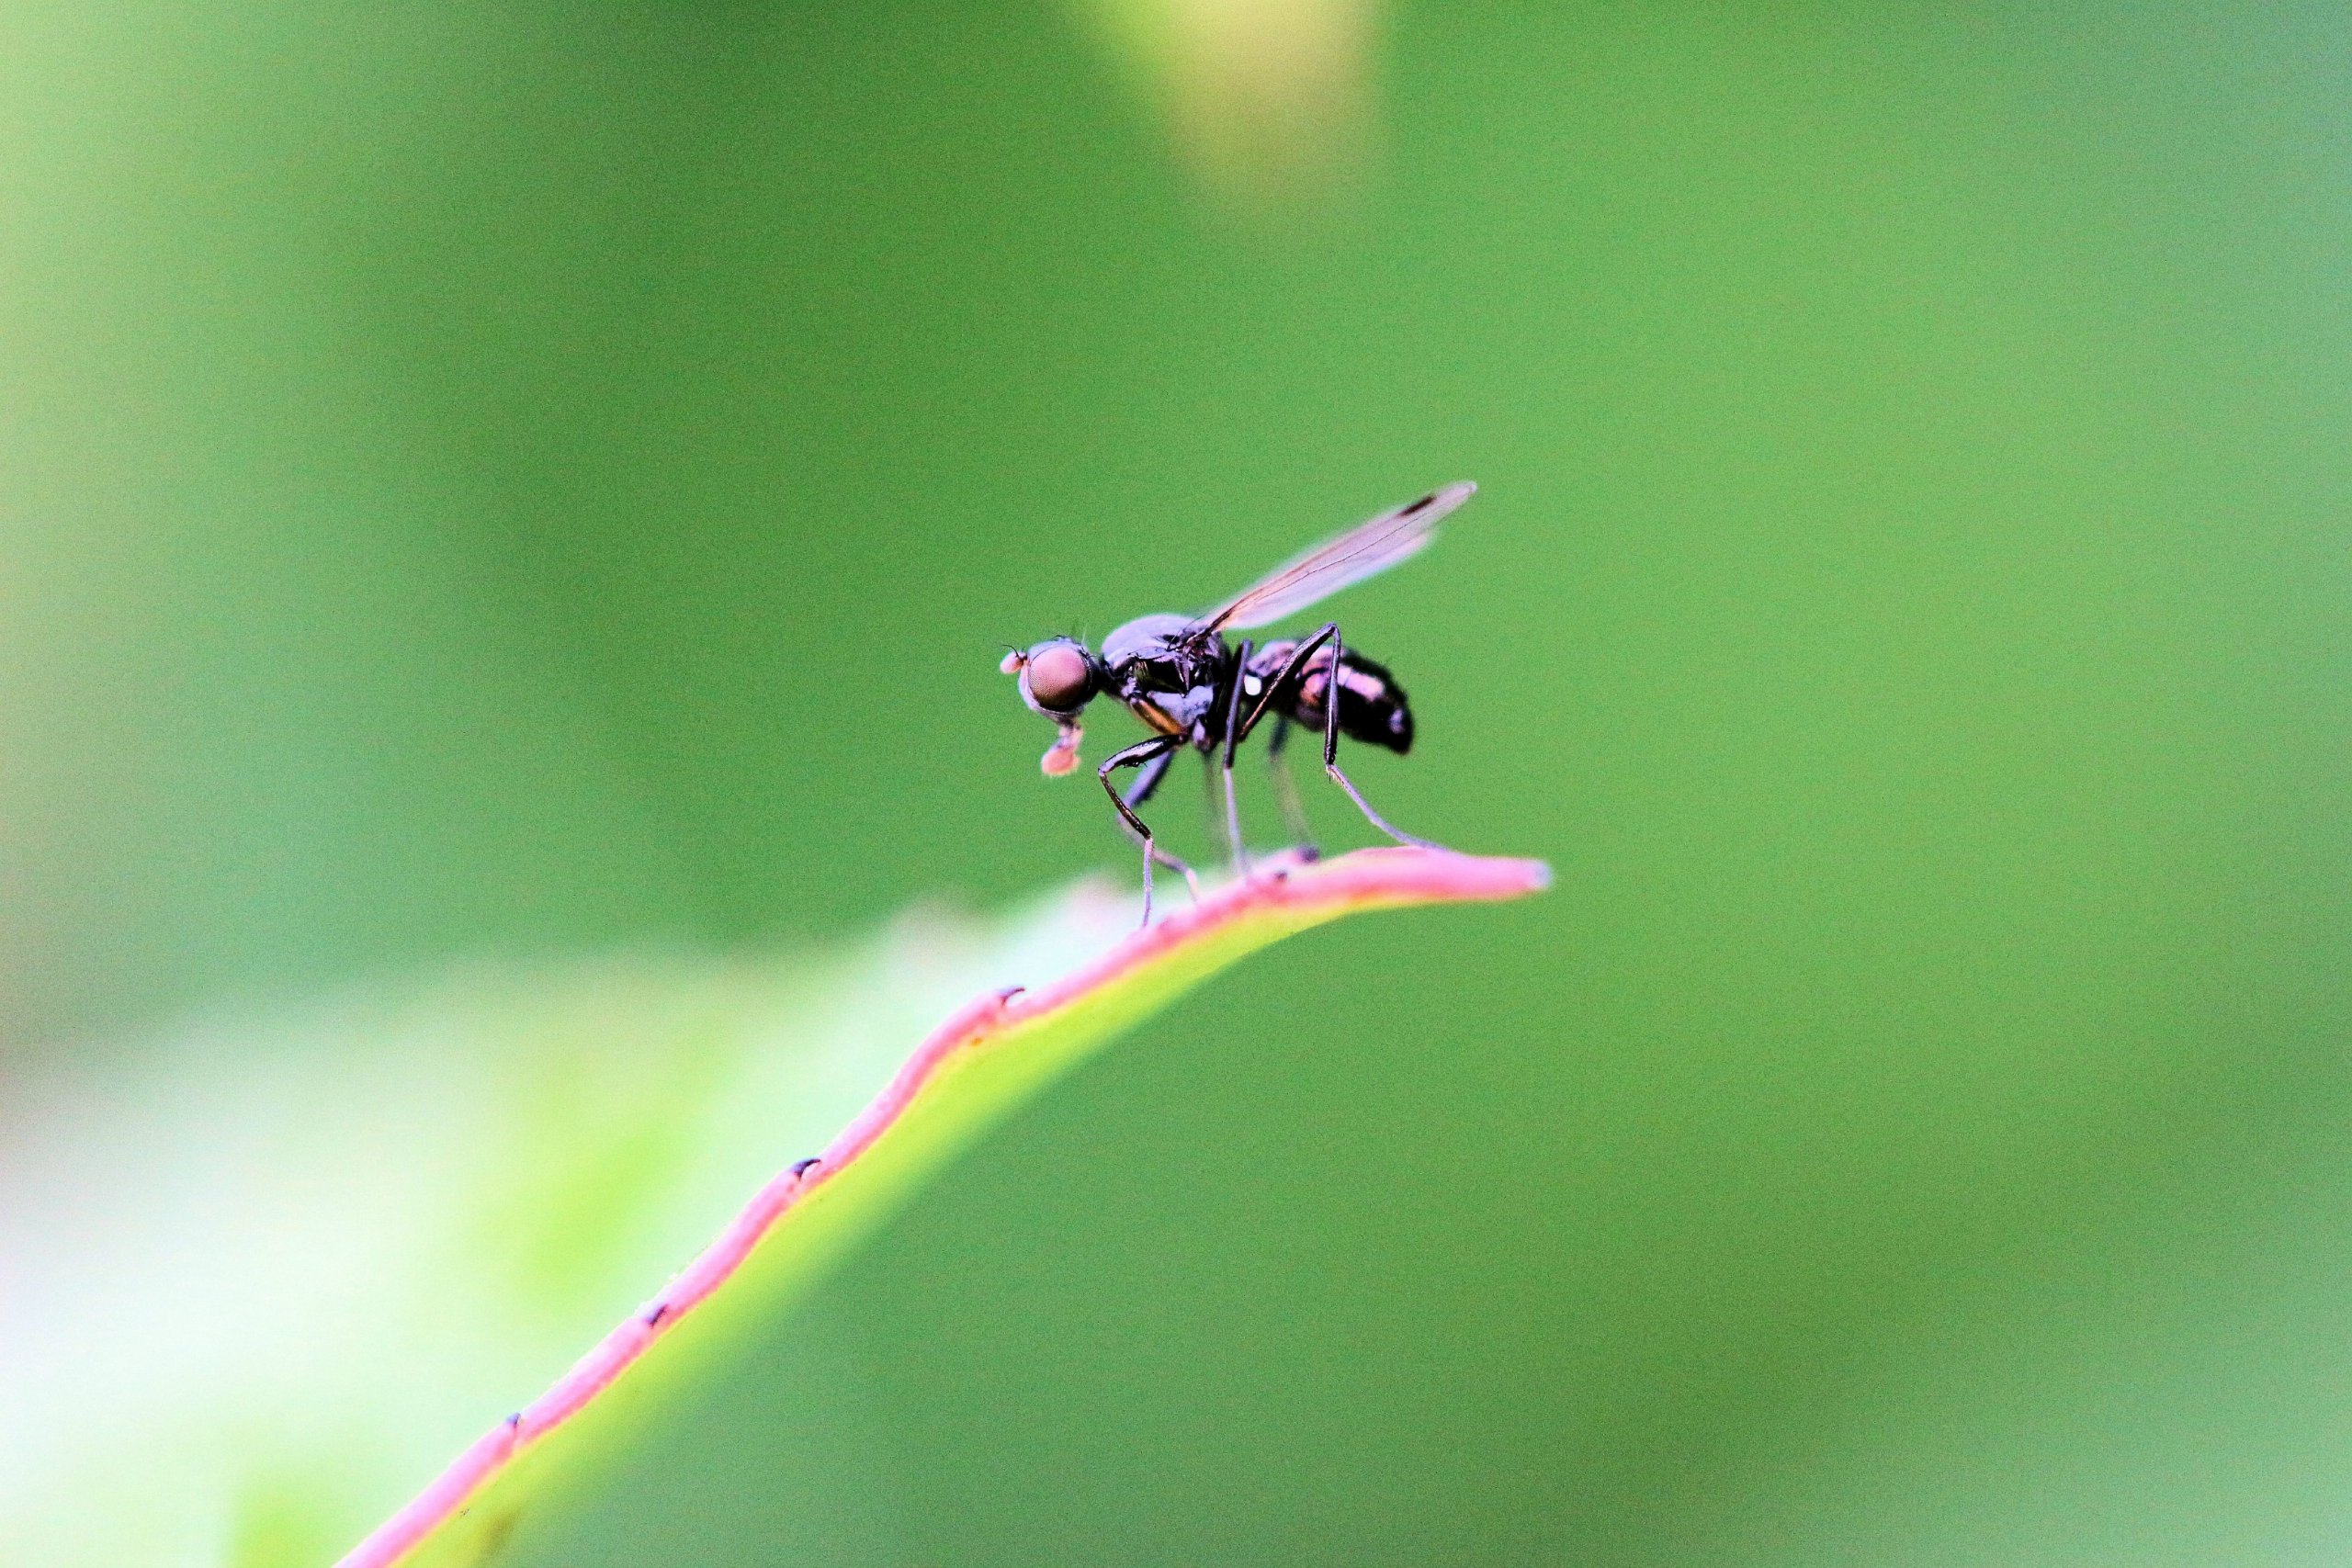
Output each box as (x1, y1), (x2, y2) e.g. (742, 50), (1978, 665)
(338, 845), (1550, 1568)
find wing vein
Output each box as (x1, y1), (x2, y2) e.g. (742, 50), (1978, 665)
(1202, 481), (1476, 633)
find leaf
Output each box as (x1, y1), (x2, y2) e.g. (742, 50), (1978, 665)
(1, 877), (1120, 1566)
(342, 847), (1547, 1567)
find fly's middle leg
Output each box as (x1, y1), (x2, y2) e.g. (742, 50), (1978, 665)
(1264, 716), (1317, 855)
(1218, 640), (1253, 873)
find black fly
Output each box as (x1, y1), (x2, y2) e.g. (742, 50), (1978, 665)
(1001, 481), (1476, 920)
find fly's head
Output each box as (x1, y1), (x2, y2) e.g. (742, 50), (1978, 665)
(1001, 637), (1102, 776)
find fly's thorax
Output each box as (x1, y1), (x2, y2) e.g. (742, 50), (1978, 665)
(1100, 614), (1195, 678)
(1102, 613), (1223, 697)
(1099, 615), (1232, 748)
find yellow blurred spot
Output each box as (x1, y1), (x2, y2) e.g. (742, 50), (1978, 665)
(1075, 0), (1374, 204)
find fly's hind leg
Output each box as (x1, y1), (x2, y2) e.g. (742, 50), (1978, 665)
(1100, 735), (1198, 924)
(1239, 624), (1438, 852)
(1317, 625), (1439, 850)
(1241, 620), (1439, 860)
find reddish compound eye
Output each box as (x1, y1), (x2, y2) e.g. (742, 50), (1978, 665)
(1021, 640), (1096, 714)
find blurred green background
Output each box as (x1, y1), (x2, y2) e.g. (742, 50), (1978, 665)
(7, 0), (2352, 1562)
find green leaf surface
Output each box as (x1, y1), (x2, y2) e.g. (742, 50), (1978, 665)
(360, 847), (1546, 1567)
(0, 831), (1523, 1568)
(0, 877), (1126, 1567)
(0, 847), (1537, 1568)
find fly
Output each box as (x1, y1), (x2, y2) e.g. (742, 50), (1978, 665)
(1000, 481), (1476, 920)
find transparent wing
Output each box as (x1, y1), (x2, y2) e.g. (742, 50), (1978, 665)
(1201, 481), (1476, 633)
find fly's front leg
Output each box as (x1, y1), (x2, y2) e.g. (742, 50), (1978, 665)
(1099, 735), (1197, 923)
(1319, 625), (1436, 849)
(1124, 745), (1173, 811)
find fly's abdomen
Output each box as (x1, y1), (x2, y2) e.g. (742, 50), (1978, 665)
(1252, 642), (1414, 754)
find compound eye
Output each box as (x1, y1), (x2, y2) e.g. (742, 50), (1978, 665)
(1021, 640), (1095, 714)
